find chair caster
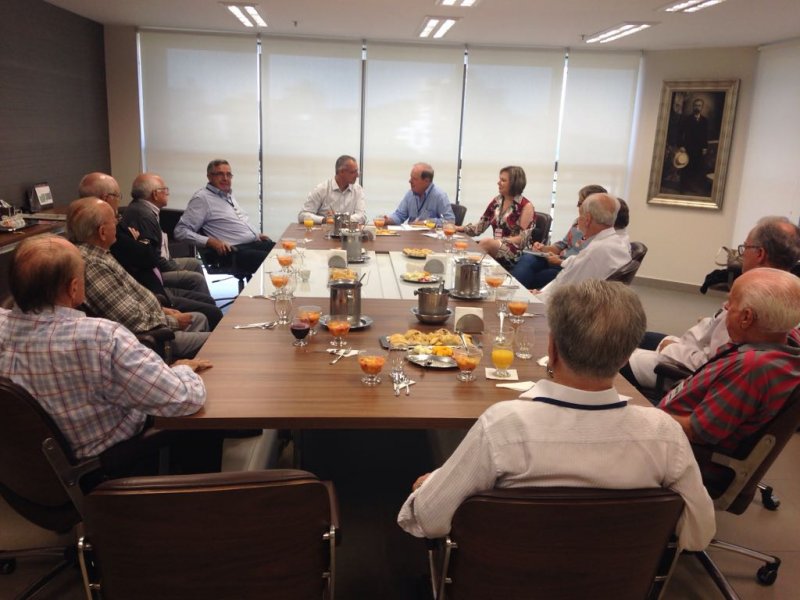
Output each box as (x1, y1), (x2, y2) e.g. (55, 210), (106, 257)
(760, 486), (780, 510)
(757, 563), (779, 586)
(0, 558), (16, 575)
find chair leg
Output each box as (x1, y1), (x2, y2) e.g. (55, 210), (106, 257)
(696, 538), (782, 599)
(758, 482), (780, 510)
(695, 550), (742, 600)
(0, 545), (77, 600)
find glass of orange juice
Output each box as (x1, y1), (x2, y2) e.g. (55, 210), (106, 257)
(491, 329), (514, 378)
(442, 222), (456, 237)
(453, 345), (483, 382)
(424, 219), (436, 231)
(358, 350), (386, 386)
(303, 218), (314, 242)
(297, 305), (322, 336)
(327, 314), (351, 348)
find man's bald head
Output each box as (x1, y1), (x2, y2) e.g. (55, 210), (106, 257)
(78, 172), (122, 213)
(10, 235), (84, 313)
(67, 197), (117, 249)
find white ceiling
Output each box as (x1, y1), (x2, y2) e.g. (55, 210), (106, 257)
(46, 0), (800, 51)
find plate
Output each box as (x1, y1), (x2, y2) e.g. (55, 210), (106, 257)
(347, 253), (371, 264)
(411, 307), (452, 324)
(401, 273), (441, 284)
(403, 248), (433, 259)
(320, 314), (374, 331)
(406, 354), (457, 369)
(449, 288), (489, 300)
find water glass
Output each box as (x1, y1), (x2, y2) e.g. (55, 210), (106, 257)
(273, 294), (293, 326)
(514, 326), (534, 360)
(495, 284), (518, 316)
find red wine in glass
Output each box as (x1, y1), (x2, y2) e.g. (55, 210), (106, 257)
(290, 320), (310, 346)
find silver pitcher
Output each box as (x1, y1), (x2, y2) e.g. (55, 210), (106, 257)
(340, 229), (362, 262)
(329, 279), (362, 326)
(453, 258), (482, 298)
(332, 213), (350, 237)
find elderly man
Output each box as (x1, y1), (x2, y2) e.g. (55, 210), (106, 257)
(67, 197), (210, 360)
(384, 163), (455, 226)
(398, 280), (715, 551)
(534, 193), (630, 304)
(625, 216), (800, 390)
(174, 159), (274, 276)
(0, 234), (208, 459)
(659, 268), (800, 452)
(299, 155), (366, 225)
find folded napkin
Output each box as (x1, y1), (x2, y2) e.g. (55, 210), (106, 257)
(326, 349), (359, 358)
(496, 381), (535, 391)
(485, 368), (519, 381)
(328, 249), (347, 267)
(537, 355), (549, 367)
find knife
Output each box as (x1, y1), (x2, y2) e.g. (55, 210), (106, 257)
(330, 350), (346, 365)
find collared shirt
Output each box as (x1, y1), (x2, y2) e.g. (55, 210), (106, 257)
(300, 178), (366, 225)
(389, 183), (455, 226)
(78, 243), (175, 332)
(0, 306), (205, 459)
(659, 341), (800, 451)
(538, 227), (631, 303)
(398, 379), (715, 551)
(174, 184), (260, 247)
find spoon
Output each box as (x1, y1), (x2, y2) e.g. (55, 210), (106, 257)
(234, 321), (277, 330)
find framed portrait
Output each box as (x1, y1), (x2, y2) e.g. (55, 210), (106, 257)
(28, 182), (54, 212)
(647, 79), (739, 210)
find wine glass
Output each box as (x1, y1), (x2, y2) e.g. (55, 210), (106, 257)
(508, 297), (530, 326)
(303, 218), (314, 242)
(273, 294), (293, 326)
(442, 221), (456, 251)
(290, 317), (311, 347)
(327, 314), (351, 348)
(485, 266), (507, 301)
(358, 350), (386, 386)
(453, 345), (483, 382)
(491, 328), (514, 378)
(268, 270), (290, 294)
(453, 240), (469, 255)
(297, 305), (322, 336)
(495, 284), (518, 316)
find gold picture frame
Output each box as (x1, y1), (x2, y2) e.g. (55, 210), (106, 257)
(647, 79), (739, 210)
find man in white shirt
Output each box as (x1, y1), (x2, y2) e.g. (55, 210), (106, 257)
(535, 193), (631, 304)
(398, 279), (715, 552)
(299, 155), (366, 225)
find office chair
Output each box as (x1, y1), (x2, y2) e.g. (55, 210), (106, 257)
(607, 241), (648, 285)
(450, 203), (467, 226)
(75, 470), (339, 599)
(427, 487), (684, 600)
(77, 303), (175, 362)
(530, 211), (552, 245)
(690, 384), (800, 599)
(630, 241), (649, 263)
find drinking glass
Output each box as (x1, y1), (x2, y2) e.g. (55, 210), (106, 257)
(280, 238), (297, 253)
(491, 328), (514, 378)
(514, 326), (534, 360)
(453, 345), (482, 382)
(290, 318), (311, 347)
(297, 305), (322, 336)
(327, 314), (351, 348)
(388, 345), (408, 382)
(323, 215), (334, 239)
(484, 266), (507, 301)
(358, 350), (386, 386)
(453, 240), (469, 255)
(495, 284), (518, 316)
(303, 218), (314, 242)
(424, 219), (436, 232)
(373, 216), (386, 230)
(277, 251), (294, 270)
(508, 297), (530, 326)
(273, 294), (293, 326)
(268, 270), (290, 294)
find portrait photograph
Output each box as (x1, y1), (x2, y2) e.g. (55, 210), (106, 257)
(648, 80), (739, 209)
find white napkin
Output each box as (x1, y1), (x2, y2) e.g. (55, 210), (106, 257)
(485, 368), (519, 381)
(326, 349), (359, 358)
(537, 355), (549, 367)
(496, 381), (535, 391)
(328, 249), (347, 268)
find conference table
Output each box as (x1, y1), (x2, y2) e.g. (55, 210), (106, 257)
(154, 224), (647, 431)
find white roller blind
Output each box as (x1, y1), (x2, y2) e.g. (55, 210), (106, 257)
(139, 31), (260, 227)
(460, 47), (564, 232)
(260, 37), (363, 237)
(363, 43), (464, 220)
(553, 50), (641, 240)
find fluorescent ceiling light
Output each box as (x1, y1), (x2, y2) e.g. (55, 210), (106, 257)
(419, 16), (460, 39)
(223, 3), (268, 28)
(584, 22), (655, 44)
(661, 0), (726, 13)
(437, 0), (479, 6)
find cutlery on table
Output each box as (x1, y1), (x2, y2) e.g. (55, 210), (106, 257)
(234, 321), (277, 330)
(330, 350), (346, 365)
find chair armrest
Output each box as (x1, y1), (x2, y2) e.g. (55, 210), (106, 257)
(654, 362), (692, 395)
(136, 326), (175, 361)
(322, 480), (341, 545)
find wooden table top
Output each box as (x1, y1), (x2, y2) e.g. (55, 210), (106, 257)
(155, 296), (648, 431)
(279, 223), (461, 254)
(0, 221), (65, 254)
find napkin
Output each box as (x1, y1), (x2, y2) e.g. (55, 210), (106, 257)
(485, 368), (519, 381)
(423, 254), (446, 274)
(454, 308), (484, 333)
(537, 355), (549, 367)
(326, 349), (359, 358)
(496, 381), (535, 391)
(328, 250), (347, 268)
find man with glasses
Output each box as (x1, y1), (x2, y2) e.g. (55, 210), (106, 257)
(299, 155), (366, 225)
(175, 159), (274, 276)
(623, 216), (800, 391)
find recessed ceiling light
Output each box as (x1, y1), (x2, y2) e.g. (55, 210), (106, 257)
(436, 0), (480, 7)
(419, 16), (460, 39)
(660, 0), (726, 13)
(584, 22), (656, 44)
(222, 3), (268, 28)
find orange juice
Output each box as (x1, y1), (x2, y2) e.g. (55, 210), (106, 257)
(508, 301), (528, 316)
(277, 254), (293, 267)
(491, 348), (514, 370)
(425, 219), (436, 230)
(270, 273), (289, 288)
(358, 354), (386, 375)
(281, 239), (297, 251)
(454, 240), (469, 252)
(304, 218), (314, 230)
(327, 319), (351, 337)
(485, 275), (505, 288)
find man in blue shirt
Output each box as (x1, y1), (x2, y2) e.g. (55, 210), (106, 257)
(384, 163), (455, 226)
(175, 159), (274, 275)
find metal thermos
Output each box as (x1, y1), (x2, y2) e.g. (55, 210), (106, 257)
(329, 279), (362, 326)
(340, 229), (362, 262)
(453, 258), (482, 298)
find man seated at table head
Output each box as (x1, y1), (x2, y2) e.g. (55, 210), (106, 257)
(67, 197), (210, 360)
(533, 193), (631, 303)
(625, 216), (800, 391)
(658, 267), (800, 453)
(398, 279), (715, 552)
(384, 162), (455, 227)
(174, 159), (274, 276)
(0, 234), (208, 460)
(299, 155), (366, 225)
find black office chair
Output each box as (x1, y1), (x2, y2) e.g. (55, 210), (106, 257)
(630, 241), (648, 263)
(607, 241), (648, 285)
(530, 211), (552, 245)
(427, 487), (684, 600)
(450, 203), (467, 226)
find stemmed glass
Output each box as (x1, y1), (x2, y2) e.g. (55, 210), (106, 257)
(484, 266), (507, 301)
(507, 297), (529, 327)
(297, 305), (322, 336)
(491, 328), (514, 378)
(453, 240), (469, 255)
(373, 216), (386, 231)
(277, 251), (294, 270)
(495, 284), (518, 317)
(442, 221), (456, 252)
(290, 317), (311, 347)
(280, 238), (297, 253)
(424, 219), (436, 233)
(268, 270), (290, 294)
(273, 293), (293, 326)
(358, 350), (386, 386)
(453, 345), (483, 382)
(327, 314), (351, 348)
(303, 218), (314, 243)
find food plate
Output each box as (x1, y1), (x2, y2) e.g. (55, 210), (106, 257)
(401, 272), (441, 284)
(406, 354), (457, 369)
(448, 288), (489, 300)
(403, 248), (433, 259)
(320, 314), (373, 330)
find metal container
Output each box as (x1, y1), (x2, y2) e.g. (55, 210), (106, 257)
(340, 229), (362, 262)
(332, 213), (350, 237)
(453, 258), (482, 297)
(329, 279), (362, 325)
(414, 287), (450, 315)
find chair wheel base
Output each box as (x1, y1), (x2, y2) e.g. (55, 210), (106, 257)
(760, 486), (780, 510)
(0, 558), (16, 574)
(757, 563), (779, 586)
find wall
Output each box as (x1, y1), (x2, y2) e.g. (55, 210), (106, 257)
(0, 0), (110, 208)
(627, 47), (759, 285)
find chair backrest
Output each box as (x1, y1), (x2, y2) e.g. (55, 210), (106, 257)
(630, 241), (648, 263)
(441, 487), (683, 600)
(530, 211), (553, 245)
(450, 203), (467, 226)
(0, 377), (83, 533)
(606, 259), (642, 285)
(82, 469), (337, 599)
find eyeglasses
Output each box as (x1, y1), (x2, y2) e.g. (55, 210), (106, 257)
(105, 192), (121, 200)
(210, 171), (233, 179)
(155, 187), (170, 194)
(737, 244), (761, 256)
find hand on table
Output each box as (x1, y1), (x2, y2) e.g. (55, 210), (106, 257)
(173, 359), (213, 372)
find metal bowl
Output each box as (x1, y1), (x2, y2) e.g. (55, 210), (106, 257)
(411, 307), (452, 325)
